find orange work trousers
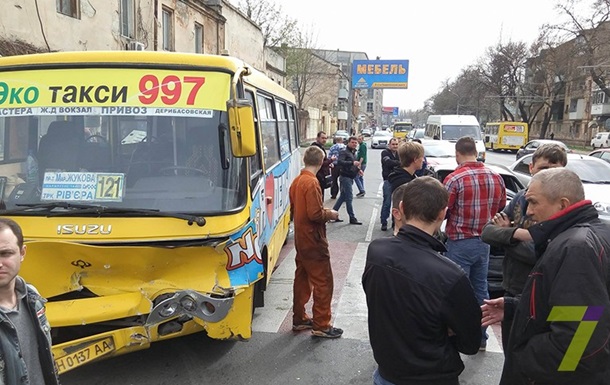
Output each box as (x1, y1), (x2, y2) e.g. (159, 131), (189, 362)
(292, 256), (334, 331)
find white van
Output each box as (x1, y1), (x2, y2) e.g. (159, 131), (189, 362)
(591, 132), (610, 149)
(425, 115), (486, 161)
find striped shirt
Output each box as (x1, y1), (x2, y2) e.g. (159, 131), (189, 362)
(443, 161), (506, 240)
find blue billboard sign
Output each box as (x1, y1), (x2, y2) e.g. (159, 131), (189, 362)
(352, 60), (409, 89)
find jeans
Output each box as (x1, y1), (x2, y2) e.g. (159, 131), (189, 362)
(333, 175), (356, 220)
(355, 163), (366, 193)
(373, 368), (395, 385)
(446, 237), (490, 342)
(380, 180), (392, 226)
(330, 165), (340, 198)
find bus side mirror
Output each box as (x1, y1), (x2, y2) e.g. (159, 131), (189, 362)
(227, 99), (256, 157)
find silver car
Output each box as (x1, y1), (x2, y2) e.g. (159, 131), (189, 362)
(509, 153), (610, 222)
(370, 130), (393, 149)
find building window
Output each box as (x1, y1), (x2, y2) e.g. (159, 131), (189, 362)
(56, 0), (80, 19)
(162, 7), (174, 51)
(194, 23), (204, 53)
(120, 0), (135, 38)
(366, 102), (374, 113)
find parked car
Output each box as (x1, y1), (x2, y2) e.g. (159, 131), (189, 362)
(509, 153), (610, 223)
(431, 162), (526, 299)
(588, 148), (610, 164)
(371, 130), (393, 149)
(406, 128), (425, 141)
(333, 130), (350, 142)
(515, 139), (571, 160)
(361, 128), (373, 137)
(590, 132), (610, 149)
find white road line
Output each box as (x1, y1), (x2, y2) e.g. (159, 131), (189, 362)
(365, 182), (384, 242)
(486, 325), (503, 353)
(252, 248), (296, 333)
(334, 242), (370, 340)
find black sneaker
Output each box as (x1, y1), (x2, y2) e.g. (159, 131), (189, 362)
(381, 224), (388, 231)
(312, 327), (343, 339)
(349, 218), (363, 225)
(332, 219), (344, 223)
(356, 192), (365, 198)
(292, 319), (313, 331)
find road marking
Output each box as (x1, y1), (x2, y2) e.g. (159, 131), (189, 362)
(334, 242), (370, 340)
(365, 182), (384, 242)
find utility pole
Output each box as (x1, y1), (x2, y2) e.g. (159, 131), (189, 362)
(448, 89), (460, 114)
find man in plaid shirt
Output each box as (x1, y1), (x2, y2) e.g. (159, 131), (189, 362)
(443, 136), (506, 351)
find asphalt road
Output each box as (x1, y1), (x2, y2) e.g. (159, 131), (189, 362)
(61, 142), (511, 385)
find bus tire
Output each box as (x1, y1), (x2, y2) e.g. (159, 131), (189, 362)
(253, 278), (265, 310)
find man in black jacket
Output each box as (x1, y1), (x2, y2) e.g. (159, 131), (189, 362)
(380, 138), (400, 231)
(310, 131), (335, 200)
(363, 177), (482, 385)
(332, 136), (363, 225)
(481, 143), (567, 349)
(482, 168), (610, 385)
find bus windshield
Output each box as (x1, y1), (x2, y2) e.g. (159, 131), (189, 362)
(393, 123), (412, 132)
(442, 125), (482, 141)
(0, 67), (247, 215)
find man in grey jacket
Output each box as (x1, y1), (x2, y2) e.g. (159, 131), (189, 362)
(481, 143), (567, 348)
(0, 218), (60, 385)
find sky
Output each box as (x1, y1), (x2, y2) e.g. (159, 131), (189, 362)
(269, 0), (563, 112)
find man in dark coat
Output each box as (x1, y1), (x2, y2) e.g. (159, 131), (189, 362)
(482, 168), (610, 385)
(310, 131), (335, 200)
(363, 177), (481, 385)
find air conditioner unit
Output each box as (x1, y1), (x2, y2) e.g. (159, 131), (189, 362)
(127, 41), (145, 51)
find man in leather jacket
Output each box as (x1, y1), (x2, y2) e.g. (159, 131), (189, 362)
(0, 218), (60, 385)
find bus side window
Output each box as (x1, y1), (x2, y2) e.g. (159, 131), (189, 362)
(288, 105), (298, 150)
(246, 90), (263, 192)
(258, 94), (280, 170)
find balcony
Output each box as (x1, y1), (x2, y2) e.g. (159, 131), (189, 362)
(568, 99), (585, 120)
(338, 89), (349, 100)
(591, 103), (610, 116)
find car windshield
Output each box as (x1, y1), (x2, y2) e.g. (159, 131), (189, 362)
(567, 159), (610, 183)
(442, 125), (482, 140)
(394, 124), (412, 132)
(424, 142), (455, 157)
(374, 131), (392, 137)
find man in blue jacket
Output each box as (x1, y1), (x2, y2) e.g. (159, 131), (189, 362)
(0, 218), (60, 385)
(363, 177), (481, 385)
(482, 168), (610, 385)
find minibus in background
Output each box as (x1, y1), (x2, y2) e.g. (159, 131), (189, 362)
(484, 121), (529, 152)
(392, 120), (413, 140)
(425, 114), (486, 162)
(0, 51), (300, 373)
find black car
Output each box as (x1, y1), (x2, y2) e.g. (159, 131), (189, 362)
(515, 139), (571, 160)
(431, 163), (526, 298)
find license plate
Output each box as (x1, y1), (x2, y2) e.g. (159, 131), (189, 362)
(55, 337), (115, 374)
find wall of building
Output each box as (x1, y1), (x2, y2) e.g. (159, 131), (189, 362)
(221, 0), (264, 70)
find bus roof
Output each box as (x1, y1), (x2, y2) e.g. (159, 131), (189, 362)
(0, 50), (295, 102)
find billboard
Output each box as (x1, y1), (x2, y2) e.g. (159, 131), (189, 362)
(352, 60), (409, 89)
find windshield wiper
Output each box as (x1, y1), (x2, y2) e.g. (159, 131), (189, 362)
(2, 202), (206, 226)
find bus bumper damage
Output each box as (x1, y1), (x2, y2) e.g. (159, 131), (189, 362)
(21, 241), (256, 374)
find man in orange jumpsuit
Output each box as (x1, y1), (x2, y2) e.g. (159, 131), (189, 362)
(289, 146), (343, 338)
